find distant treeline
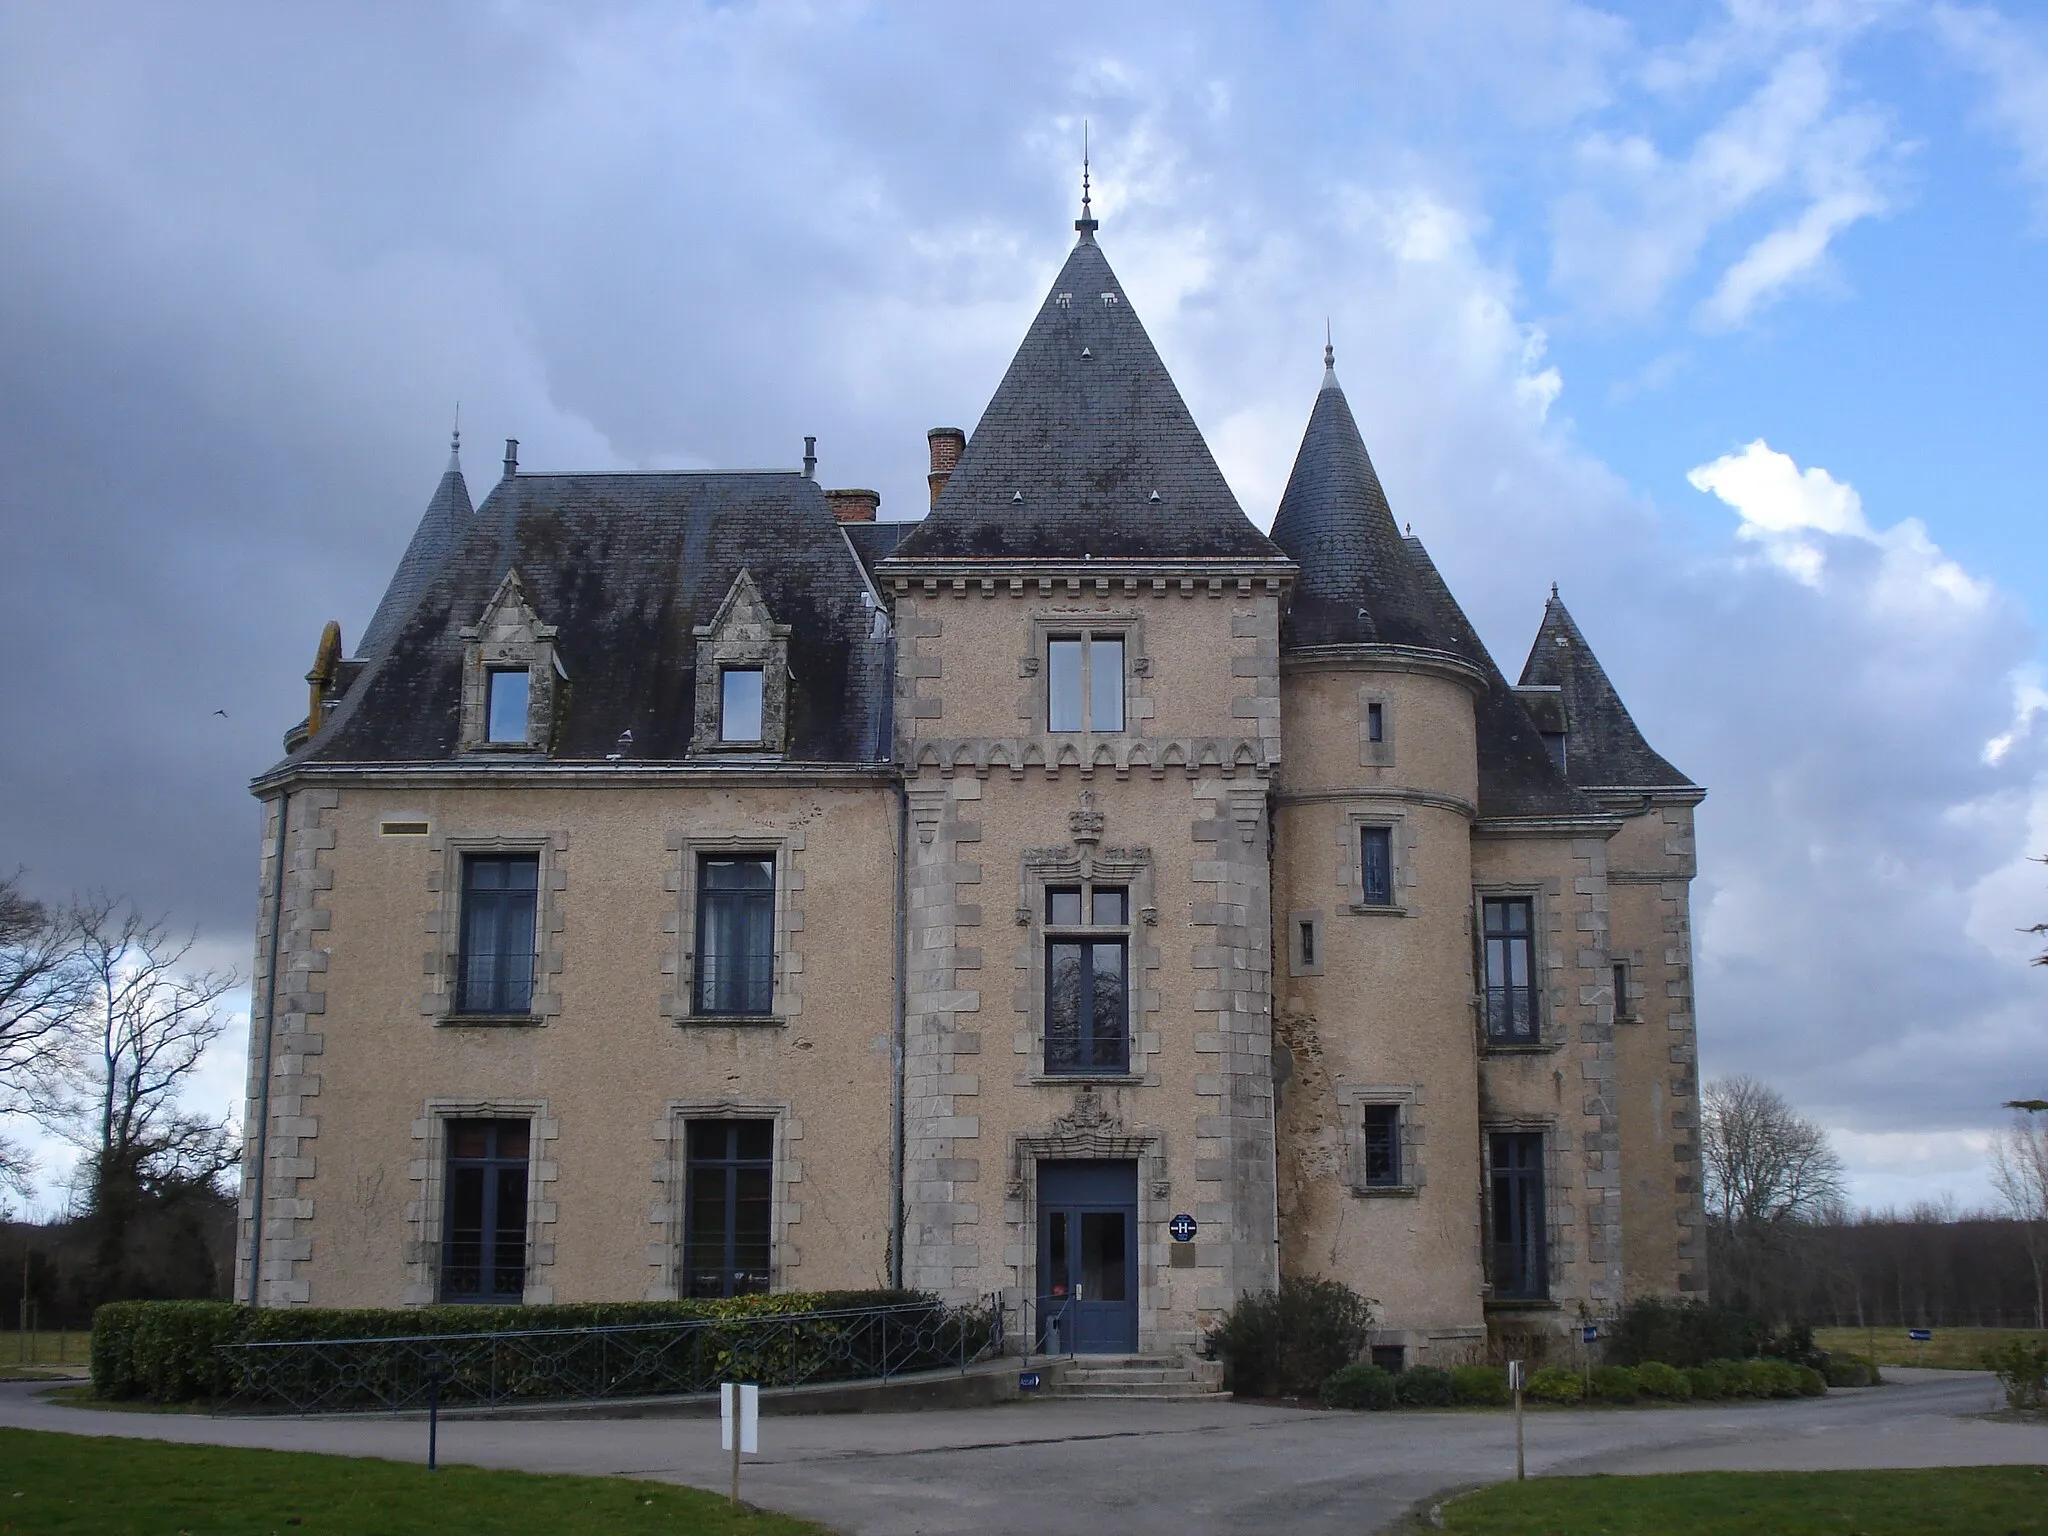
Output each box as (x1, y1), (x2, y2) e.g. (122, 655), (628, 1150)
(2, 1193), (235, 1332)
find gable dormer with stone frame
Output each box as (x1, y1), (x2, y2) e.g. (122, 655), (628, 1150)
(692, 569), (792, 756)
(458, 570), (563, 754)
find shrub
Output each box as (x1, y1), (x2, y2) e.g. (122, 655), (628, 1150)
(1451, 1364), (1511, 1406)
(1983, 1339), (2048, 1411)
(1825, 1356), (1877, 1388)
(1633, 1361), (1691, 1401)
(1608, 1297), (1765, 1369)
(1687, 1359), (1752, 1399)
(1524, 1366), (1583, 1404)
(1745, 1358), (1803, 1399)
(1793, 1365), (1827, 1397)
(1320, 1362), (1396, 1411)
(1760, 1320), (1829, 1371)
(1394, 1365), (1456, 1407)
(1589, 1364), (1640, 1404)
(1207, 1276), (1373, 1398)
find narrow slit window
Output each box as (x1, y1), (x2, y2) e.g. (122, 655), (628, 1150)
(1366, 701), (1385, 744)
(1361, 826), (1394, 906)
(1612, 960), (1630, 1021)
(486, 669), (531, 744)
(720, 668), (765, 743)
(1299, 920), (1316, 967)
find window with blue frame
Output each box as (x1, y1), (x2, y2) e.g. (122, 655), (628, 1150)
(439, 1119), (529, 1302)
(695, 856), (776, 1015)
(1489, 1131), (1547, 1299)
(1361, 826), (1394, 906)
(1044, 884), (1129, 1074)
(457, 854), (538, 1015)
(684, 1119), (774, 1297)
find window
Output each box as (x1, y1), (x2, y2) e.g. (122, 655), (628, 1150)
(1489, 1131), (1547, 1300)
(1045, 884), (1129, 1074)
(1361, 1105), (1402, 1187)
(440, 1119), (529, 1302)
(1612, 959), (1631, 1022)
(1299, 920), (1316, 968)
(1047, 633), (1125, 733)
(1366, 701), (1385, 744)
(695, 856), (775, 1015)
(1370, 1344), (1406, 1373)
(458, 855), (538, 1015)
(486, 669), (531, 744)
(1482, 897), (1538, 1044)
(719, 668), (764, 743)
(684, 1119), (773, 1297)
(1361, 826), (1394, 907)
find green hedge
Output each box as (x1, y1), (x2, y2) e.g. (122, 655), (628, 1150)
(1525, 1365), (1583, 1404)
(1450, 1364), (1511, 1406)
(1393, 1365), (1456, 1407)
(1205, 1277), (1373, 1398)
(1589, 1364), (1640, 1404)
(1634, 1360), (1691, 1400)
(1320, 1361), (1396, 1410)
(91, 1291), (936, 1404)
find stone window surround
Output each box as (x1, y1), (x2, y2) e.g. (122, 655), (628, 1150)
(1016, 611), (1154, 736)
(1609, 951), (1641, 1024)
(1359, 685), (1395, 768)
(422, 830), (568, 1025)
(1286, 909), (1323, 977)
(644, 1097), (800, 1300)
(1480, 1115), (1564, 1308)
(1337, 1083), (1425, 1197)
(1013, 842), (1161, 1084)
(1472, 882), (1559, 1053)
(691, 570), (791, 756)
(662, 831), (802, 1026)
(457, 570), (563, 754)
(404, 1098), (561, 1306)
(1341, 803), (1416, 916)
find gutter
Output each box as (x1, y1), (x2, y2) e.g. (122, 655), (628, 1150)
(244, 786), (290, 1306)
(889, 777), (908, 1290)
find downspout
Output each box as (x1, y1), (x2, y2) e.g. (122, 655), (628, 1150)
(244, 786), (290, 1306)
(890, 778), (908, 1291)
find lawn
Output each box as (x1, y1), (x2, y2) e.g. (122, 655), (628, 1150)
(0, 1428), (828, 1535)
(1437, 1468), (2048, 1535)
(1813, 1324), (2048, 1371)
(0, 1329), (92, 1373)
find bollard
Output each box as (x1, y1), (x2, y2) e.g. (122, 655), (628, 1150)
(425, 1350), (448, 1472)
(1508, 1360), (1525, 1481)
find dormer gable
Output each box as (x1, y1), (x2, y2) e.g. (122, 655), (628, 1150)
(692, 568), (791, 754)
(458, 568), (563, 753)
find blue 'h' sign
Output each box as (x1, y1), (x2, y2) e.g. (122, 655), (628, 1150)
(1168, 1213), (1198, 1243)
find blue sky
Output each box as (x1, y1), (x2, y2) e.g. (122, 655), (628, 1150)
(1, 0), (2045, 1215)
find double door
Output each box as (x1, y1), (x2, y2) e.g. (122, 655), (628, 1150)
(1037, 1159), (1137, 1354)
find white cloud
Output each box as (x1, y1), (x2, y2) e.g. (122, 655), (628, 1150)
(1933, 3), (2048, 220)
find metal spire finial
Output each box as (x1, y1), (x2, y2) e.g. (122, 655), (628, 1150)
(1551, 581), (1560, 600)
(1075, 121), (1098, 237)
(447, 404), (462, 472)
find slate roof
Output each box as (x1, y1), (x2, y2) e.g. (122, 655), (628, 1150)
(1268, 358), (1464, 652)
(1401, 537), (1602, 822)
(1517, 591), (1695, 791)
(357, 438), (474, 659)
(844, 518), (917, 579)
(886, 232), (1285, 564)
(292, 470), (890, 767)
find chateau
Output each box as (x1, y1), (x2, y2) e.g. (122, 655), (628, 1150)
(237, 200), (1705, 1367)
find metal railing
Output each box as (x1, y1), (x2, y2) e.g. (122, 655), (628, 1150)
(213, 1296), (1002, 1416)
(1012, 1296), (1075, 1364)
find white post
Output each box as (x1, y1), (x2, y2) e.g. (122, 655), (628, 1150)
(721, 1383), (760, 1509)
(1509, 1360), (1525, 1481)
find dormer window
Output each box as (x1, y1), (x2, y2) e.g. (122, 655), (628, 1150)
(720, 668), (765, 744)
(487, 669), (532, 744)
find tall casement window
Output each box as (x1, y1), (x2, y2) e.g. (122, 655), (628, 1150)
(719, 668), (764, 743)
(485, 668), (531, 744)
(1489, 1131), (1547, 1300)
(695, 856), (775, 1016)
(683, 1119), (773, 1297)
(1046, 633), (1125, 733)
(1360, 826), (1394, 907)
(1361, 1104), (1403, 1187)
(440, 1119), (529, 1302)
(1045, 884), (1130, 1074)
(458, 854), (539, 1015)
(1482, 897), (1538, 1044)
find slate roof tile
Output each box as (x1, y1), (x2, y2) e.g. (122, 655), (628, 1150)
(356, 440), (473, 659)
(1518, 591), (1695, 790)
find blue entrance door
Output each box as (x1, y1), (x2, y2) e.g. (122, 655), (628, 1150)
(1037, 1160), (1138, 1354)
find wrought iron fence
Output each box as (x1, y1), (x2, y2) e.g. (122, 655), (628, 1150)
(213, 1296), (1002, 1416)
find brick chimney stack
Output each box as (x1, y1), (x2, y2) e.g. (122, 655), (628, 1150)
(824, 488), (880, 523)
(927, 427), (965, 509)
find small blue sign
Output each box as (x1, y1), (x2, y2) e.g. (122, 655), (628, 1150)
(1019, 1371), (1041, 1392)
(1582, 1325), (1599, 1343)
(1908, 1329), (1932, 1342)
(1168, 1213), (1198, 1243)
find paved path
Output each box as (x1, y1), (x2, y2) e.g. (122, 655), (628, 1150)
(3, 1368), (2041, 1534)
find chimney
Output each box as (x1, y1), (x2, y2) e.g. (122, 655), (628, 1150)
(502, 438), (519, 480)
(927, 427), (965, 509)
(802, 435), (818, 480)
(824, 488), (880, 524)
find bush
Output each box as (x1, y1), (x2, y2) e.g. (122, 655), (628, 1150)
(1207, 1276), (1373, 1398)
(1451, 1364), (1511, 1406)
(1761, 1320), (1829, 1372)
(1525, 1365), (1583, 1404)
(1633, 1360), (1691, 1400)
(1745, 1358), (1804, 1399)
(1394, 1365), (1456, 1407)
(1609, 1297), (1766, 1368)
(1794, 1364), (1827, 1397)
(1687, 1358), (1752, 1399)
(1589, 1364), (1640, 1404)
(1983, 1338), (2048, 1411)
(1320, 1362), (1396, 1411)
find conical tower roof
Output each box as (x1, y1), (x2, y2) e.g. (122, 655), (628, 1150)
(357, 433), (474, 658)
(1269, 349), (1455, 651)
(1518, 590), (1694, 790)
(888, 229), (1282, 563)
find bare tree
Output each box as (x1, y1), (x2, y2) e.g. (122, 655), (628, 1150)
(0, 871), (89, 1195)
(1989, 1105), (2048, 1329)
(1700, 1075), (1847, 1316)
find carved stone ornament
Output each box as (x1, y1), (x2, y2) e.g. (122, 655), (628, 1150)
(1068, 789), (1105, 847)
(1053, 1086), (1122, 1137)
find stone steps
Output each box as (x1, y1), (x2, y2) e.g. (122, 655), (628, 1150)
(1045, 1355), (1229, 1401)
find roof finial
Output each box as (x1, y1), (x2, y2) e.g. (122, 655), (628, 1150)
(1321, 319), (1339, 390)
(1551, 581), (1560, 600)
(1075, 120), (1099, 239)
(447, 403), (462, 472)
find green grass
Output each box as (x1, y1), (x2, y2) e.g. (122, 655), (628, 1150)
(1813, 1325), (2048, 1371)
(0, 1329), (92, 1374)
(1438, 1468), (2048, 1534)
(0, 1428), (827, 1535)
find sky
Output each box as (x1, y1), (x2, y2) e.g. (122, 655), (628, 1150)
(2, 0), (2045, 1217)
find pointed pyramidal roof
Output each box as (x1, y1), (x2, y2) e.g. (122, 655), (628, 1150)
(1517, 590), (1694, 790)
(888, 220), (1282, 564)
(357, 430), (475, 658)
(1268, 343), (1457, 652)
